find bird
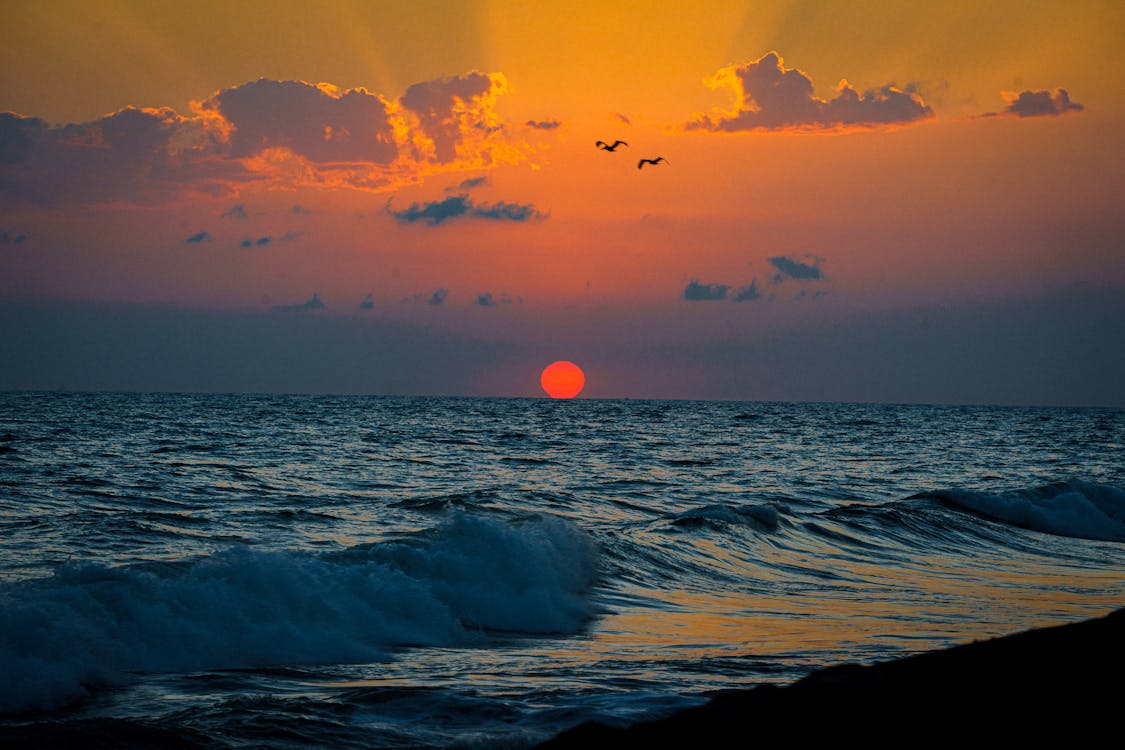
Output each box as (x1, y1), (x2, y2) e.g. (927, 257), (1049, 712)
(596, 140), (628, 152)
(637, 157), (667, 169)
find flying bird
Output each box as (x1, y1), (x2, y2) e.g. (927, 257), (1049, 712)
(596, 140), (628, 152)
(637, 157), (667, 169)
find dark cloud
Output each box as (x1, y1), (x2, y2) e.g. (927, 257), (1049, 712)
(0, 228), (29, 245)
(685, 52), (932, 133)
(359, 293), (374, 310)
(184, 231), (212, 244)
(291, 204), (311, 215)
(683, 258), (825, 303)
(273, 292), (324, 312)
(474, 292), (518, 307)
(0, 112), (47, 166)
(769, 256), (823, 282)
(987, 89), (1084, 118)
(526, 119), (561, 130)
(199, 79), (398, 164)
(5, 288), (1121, 403)
(392, 195), (472, 226)
(400, 72), (506, 162)
(683, 279), (730, 301)
(390, 194), (544, 226)
(457, 176), (490, 191)
(429, 288), (449, 306)
(0, 108), (239, 206)
(733, 280), (762, 302)
(222, 204), (249, 220)
(471, 200), (542, 222)
(0, 299), (530, 397)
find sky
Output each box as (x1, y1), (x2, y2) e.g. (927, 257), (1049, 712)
(1, 0), (1123, 404)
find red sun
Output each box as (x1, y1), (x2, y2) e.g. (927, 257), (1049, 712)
(540, 361), (586, 399)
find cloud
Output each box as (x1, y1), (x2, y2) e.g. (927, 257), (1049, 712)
(0, 229), (29, 245)
(184, 231), (212, 244)
(399, 72), (515, 165)
(0, 108), (241, 206)
(392, 195), (471, 225)
(0, 71), (542, 206)
(0, 112), (46, 166)
(273, 292), (324, 312)
(291, 204), (311, 215)
(683, 279), (729, 301)
(215, 72), (529, 190)
(733, 280), (762, 302)
(390, 194), (545, 226)
(474, 291), (518, 307)
(198, 79), (398, 164)
(429, 288), (449, 305)
(985, 88), (1084, 119)
(456, 176), (490, 191)
(683, 257), (826, 303)
(685, 52), (933, 133)
(526, 119), (561, 130)
(769, 255), (823, 282)
(359, 293), (374, 310)
(7, 288), (1120, 403)
(222, 204), (249, 220)
(470, 200), (542, 222)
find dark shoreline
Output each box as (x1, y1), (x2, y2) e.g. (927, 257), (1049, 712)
(539, 608), (1125, 746)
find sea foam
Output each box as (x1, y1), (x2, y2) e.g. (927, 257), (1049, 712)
(925, 480), (1125, 542)
(0, 513), (597, 714)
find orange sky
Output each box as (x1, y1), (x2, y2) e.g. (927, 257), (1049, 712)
(1, 1), (1123, 403)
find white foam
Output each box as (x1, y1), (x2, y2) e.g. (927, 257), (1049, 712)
(0, 513), (597, 714)
(936, 480), (1125, 542)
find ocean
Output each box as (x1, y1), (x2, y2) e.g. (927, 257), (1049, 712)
(1, 393), (1123, 747)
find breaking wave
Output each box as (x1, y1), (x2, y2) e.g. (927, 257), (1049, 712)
(918, 480), (1125, 542)
(0, 513), (597, 714)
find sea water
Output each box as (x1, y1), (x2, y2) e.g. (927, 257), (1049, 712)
(1, 393), (1123, 747)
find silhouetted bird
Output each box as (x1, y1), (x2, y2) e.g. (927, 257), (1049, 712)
(637, 157), (667, 169)
(596, 140), (628, 152)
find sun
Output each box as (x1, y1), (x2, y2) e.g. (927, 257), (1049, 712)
(540, 361), (585, 399)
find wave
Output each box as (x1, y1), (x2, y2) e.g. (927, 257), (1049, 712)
(671, 504), (781, 532)
(916, 480), (1125, 543)
(0, 513), (597, 714)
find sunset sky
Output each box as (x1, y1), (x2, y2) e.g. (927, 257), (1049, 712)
(2, 0), (1122, 404)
